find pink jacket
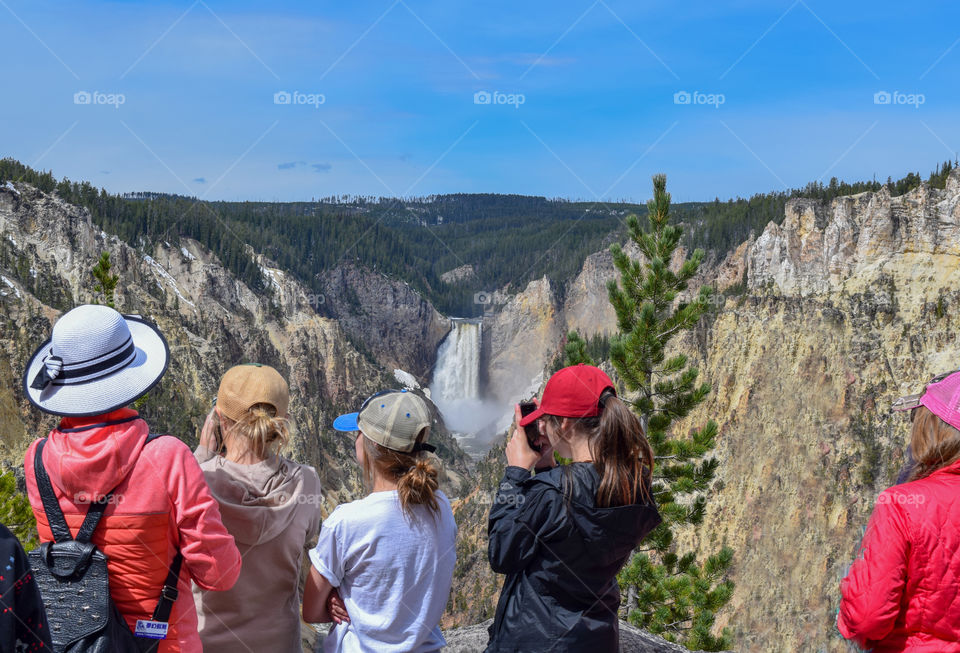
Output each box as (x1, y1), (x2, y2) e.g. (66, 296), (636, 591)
(25, 409), (242, 653)
(838, 458), (960, 651)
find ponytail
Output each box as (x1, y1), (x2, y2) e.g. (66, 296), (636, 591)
(592, 393), (653, 508)
(362, 428), (440, 518)
(547, 391), (654, 508)
(397, 457), (440, 517)
(229, 402), (291, 459)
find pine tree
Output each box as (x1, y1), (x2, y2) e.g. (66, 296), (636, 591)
(92, 251), (119, 308)
(566, 174), (734, 650)
(0, 471), (38, 550)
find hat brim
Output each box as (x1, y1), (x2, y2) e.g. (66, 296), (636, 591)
(519, 405), (546, 427)
(22, 315), (170, 417)
(333, 412), (360, 432)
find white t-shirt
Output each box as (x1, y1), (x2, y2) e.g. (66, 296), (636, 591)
(309, 490), (457, 653)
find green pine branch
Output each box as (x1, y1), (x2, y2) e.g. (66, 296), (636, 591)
(91, 251), (119, 308)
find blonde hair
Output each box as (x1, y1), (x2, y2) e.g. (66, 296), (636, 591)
(220, 402), (291, 459)
(360, 428), (440, 518)
(908, 405), (960, 481)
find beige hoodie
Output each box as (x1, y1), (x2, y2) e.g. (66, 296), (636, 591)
(192, 447), (321, 652)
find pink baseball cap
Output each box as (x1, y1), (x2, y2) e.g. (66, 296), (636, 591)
(892, 370), (960, 431)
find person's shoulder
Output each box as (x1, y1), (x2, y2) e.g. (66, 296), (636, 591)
(876, 482), (929, 520)
(143, 434), (201, 472)
(282, 457), (321, 491)
(146, 433), (192, 454)
(327, 493), (394, 525)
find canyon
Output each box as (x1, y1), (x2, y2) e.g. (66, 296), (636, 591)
(2, 169), (959, 651)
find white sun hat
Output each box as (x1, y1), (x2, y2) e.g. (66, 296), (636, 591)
(23, 304), (170, 417)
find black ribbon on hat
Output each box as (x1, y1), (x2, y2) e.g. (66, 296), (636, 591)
(30, 354), (64, 390)
(30, 337), (136, 391)
(411, 442), (436, 453)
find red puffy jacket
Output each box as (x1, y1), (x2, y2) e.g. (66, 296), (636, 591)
(25, 409), (242, 653)
(838, 458), (960, 651)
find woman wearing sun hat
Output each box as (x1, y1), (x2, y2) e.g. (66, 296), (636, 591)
(302, 389), (457, 652)
(191, 363), (321, 652)
(839, 369), (960, 651)
(485, 364), (662, 652)
(22, 304), (241, 653)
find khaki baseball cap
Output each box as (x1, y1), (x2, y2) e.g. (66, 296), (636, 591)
(333, 389), (435, 453)
(217, 363), (289, 422)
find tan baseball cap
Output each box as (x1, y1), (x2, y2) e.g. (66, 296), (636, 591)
(216, 363), (289, 422)
(333, 389), (435, 453)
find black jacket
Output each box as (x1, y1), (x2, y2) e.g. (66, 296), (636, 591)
(485, 463), (662, 652)
(0, 523), (52, 652)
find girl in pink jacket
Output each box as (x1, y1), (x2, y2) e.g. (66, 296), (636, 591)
(839, 370), (960, 651)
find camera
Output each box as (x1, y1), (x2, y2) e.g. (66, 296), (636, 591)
(518, 402), (542, 452)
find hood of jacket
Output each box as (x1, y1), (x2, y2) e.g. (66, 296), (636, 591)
(42, 409), (150, 501)
(199, 455), (312, 546)
(541, 462), (661, 565)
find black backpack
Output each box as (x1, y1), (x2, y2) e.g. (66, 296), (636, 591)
(29, 435), (184, 653)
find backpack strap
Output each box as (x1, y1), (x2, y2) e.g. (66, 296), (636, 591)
(151, 552), (183, 621)
(143, 434), (184, 623)
(33, 439), (77, 543)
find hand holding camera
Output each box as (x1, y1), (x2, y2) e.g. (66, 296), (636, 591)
(505, 401), (555, 471)
(199, 407), (226, 456)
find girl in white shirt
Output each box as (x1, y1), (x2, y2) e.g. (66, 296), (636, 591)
(303, 390), (457, 652)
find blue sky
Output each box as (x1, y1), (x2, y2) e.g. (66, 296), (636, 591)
(1, 1), (958, 202)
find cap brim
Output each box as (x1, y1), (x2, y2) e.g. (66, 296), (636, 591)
(519, 405), (546, 427)
(333, 412), (360, 432)
(891, 393), (923, 412)
(23, 315), (169, 417)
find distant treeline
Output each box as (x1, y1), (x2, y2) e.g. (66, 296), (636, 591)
(678, 160), (956, 253)
(0, 158), (954, 315)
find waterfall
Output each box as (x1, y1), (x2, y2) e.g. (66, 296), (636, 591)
(431, 320), (481, 401)
(430, 319), (483, 435)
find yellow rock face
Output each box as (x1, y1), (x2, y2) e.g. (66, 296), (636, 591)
(669, 172), (960, 651)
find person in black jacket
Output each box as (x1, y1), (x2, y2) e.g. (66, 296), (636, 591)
(486, 364), (662, 652)
(0, 522), (52, 652)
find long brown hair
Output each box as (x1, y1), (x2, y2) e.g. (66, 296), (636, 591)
(908, 405), (960, 481)
(545, 392), (654, 508)
(361, 428), (440, 518)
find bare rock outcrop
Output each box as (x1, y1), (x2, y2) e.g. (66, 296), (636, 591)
(481, 277), (562, 404)
(319, 264), (451, 381)
(749, 171), (960, 302)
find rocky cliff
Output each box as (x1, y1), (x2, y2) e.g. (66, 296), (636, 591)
(319, 264), (451, 381)
(0, 182), (470, 510)
(664, 172), (960, 651)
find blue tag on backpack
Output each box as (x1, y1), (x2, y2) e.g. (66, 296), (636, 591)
(135, 620), (169, 639)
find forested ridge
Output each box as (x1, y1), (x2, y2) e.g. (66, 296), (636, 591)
(1, 157), (954, 316)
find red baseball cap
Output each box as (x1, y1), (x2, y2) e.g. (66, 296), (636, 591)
(519, 364), (616, 426)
